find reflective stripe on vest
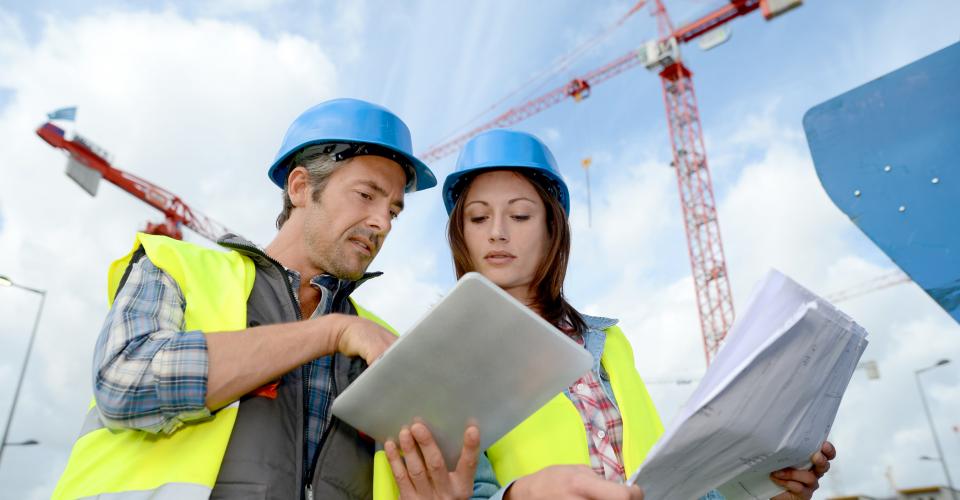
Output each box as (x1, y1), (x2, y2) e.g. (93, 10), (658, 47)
(78, 483), (214, 499)
(53, 233), (392, 499)
(371, 325), (664, 499)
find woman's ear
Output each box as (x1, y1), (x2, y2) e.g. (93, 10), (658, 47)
(287, 166), (311, 208)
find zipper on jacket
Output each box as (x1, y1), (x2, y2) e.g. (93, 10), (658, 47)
(220, 239), (310, 496)
(223, 238), (369, 496)
(304, 333), (342, 492)
(304, 298), (361, 492)
(303, 363), (313, 491)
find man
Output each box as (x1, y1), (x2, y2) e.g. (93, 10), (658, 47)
(53, 98), (477, 500)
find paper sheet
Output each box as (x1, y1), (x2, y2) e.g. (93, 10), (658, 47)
(629, 270), (868, 499)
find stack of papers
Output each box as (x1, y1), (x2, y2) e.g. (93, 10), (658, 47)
(629, 270), (868, 499)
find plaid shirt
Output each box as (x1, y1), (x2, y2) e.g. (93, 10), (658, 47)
(568, 334), (626, 480)
(93, 252), (362, 475)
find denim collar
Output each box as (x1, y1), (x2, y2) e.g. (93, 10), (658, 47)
(290, 270), (381, 317)
(581, 314), (618, 368)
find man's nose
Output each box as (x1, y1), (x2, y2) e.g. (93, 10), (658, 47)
(366, 207), (392, 235)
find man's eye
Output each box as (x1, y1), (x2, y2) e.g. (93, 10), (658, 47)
(390, 211), (399, 220)
(358, 191), (373, 200)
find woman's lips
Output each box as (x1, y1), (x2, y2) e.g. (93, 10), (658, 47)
(484, 251), (516, 265)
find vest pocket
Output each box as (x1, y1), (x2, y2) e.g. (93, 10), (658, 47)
(210, 482), (268, 500)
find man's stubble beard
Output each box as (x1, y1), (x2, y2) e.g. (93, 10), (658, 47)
(310, 230), (380, 281)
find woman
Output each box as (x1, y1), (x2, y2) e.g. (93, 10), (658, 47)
(385, 129), (835, 500)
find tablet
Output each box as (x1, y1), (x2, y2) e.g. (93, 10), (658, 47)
(331, 272), (594, 469)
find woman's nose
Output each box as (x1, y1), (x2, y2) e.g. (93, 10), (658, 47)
(489, 218), (508, 242)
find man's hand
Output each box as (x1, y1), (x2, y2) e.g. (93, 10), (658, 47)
(205, 314), (395, 410)
(330, 314), (397, 365)
(384, 423), (480, 500)
(505, 465), (644, 500)
(770, 441), (837, 500)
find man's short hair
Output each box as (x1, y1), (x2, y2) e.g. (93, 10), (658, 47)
(275, 145), (348, 229)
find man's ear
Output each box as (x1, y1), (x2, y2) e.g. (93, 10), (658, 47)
(287, 166), (311, 208)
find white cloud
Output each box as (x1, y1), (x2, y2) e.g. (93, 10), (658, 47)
(2, 2), (960, 498)
(539, 126), (561, 145)
(203, 0), (294, 14)
(351, 260), (447, 333)
(569, 155), (683, 278)
(0, 6), (455, 495)
(0, 8), (354, 497)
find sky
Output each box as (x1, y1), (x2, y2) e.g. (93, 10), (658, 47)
(0, 0), (958, 498)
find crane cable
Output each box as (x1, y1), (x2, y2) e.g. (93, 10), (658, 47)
(433, 1), (649, 146)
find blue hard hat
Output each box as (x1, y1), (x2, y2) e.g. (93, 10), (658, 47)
(443, 129), (570, 214)
(267, 98), (436, 192)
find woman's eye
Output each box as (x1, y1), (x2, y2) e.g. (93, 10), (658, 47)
(469, 216), (487, 224)
(511, 214), (531, 221)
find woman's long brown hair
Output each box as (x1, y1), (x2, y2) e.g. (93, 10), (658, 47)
(447, 169), (587, 336)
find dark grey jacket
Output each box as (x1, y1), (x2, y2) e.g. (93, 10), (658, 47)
(211, 236), (376, 500)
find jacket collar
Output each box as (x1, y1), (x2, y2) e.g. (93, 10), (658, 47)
(582, 313), (618, 332)
(216, 233), (382, 291)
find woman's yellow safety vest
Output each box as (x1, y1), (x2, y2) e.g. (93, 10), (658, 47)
(53, 233), (394, 499)
(371, 324), (664, 498)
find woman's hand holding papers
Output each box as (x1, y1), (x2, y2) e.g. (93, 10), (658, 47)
(769, 441), (837, 500)
(504, 465), (645, 500)
(385, 422), (481, 500)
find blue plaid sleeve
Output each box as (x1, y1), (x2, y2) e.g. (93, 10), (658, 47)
(92, 253), (211, 434)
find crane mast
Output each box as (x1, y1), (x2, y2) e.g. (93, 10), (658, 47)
(419, 0), (801, 363)
(651, 0), (735, 363)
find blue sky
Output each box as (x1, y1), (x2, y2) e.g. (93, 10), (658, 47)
(1, 1), (959, 498)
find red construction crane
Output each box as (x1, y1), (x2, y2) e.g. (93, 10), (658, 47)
(36, 122), (235, 242)
(419, 0), (802, 364)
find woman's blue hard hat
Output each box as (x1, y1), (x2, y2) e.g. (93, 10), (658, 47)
(443, 129), (570, 214)
(268, 98), (436, 193)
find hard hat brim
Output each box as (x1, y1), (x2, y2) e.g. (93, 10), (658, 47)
(442, 163), (570, 215)
(268, 138), (436, 193)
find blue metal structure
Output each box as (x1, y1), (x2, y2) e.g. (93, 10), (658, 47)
(803, 42), (960, 324)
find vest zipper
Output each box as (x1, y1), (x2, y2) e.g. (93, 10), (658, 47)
(222, 238), (370, 496)
(303, 364), (314, 491)
(304, 339), (340, 493)
(219, 239), (310, 496)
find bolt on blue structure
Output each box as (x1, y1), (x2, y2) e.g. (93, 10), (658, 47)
(803, 41), (960, 324)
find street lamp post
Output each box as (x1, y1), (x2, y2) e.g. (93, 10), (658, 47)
(0, 274), (46, 470)
(915, 359), (957, 500)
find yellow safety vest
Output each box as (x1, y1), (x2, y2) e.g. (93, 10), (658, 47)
(371, 324), (664, 498)
(53, 233), (394, 499)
